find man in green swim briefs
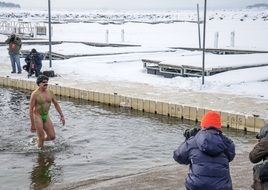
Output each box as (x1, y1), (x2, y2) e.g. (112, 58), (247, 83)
(29, 75), (65, 148)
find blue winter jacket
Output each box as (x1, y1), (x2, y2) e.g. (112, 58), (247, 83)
(25, 52), (44, 71)
(173, 128), (235, 190)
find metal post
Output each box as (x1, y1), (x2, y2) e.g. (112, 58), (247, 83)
(214, 32), (219, 48)
(230, 31), (235, 47)
(202, 0), (207, 85)
(105, 29), (109, 43)
(48, 0), (52, 68)
(121, 29), (125, 42)
(197, 4), (201, 49)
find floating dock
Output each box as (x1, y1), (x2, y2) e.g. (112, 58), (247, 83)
(170, 47), (268, 55)
(143, 50), (268, 78)
(1, 40), (142, 60)
(0, 40), (140, 47)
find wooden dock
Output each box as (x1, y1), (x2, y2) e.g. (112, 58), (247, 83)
(170, 47), (268, 55)
(1, 40), (141, 60)
(143, 60), (268, 78)
(0, 40), (140, 47)
(143, 50), (268, 78)
(20, 49), (173, 60)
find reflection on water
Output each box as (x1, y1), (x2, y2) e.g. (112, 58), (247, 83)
(30, 152), (61, 190)
(0, 87), (257, 190)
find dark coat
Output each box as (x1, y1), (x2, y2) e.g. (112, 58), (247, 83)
(5, 36), (22, 54)
(173, 128), (235, 190)
(249, 135), (268, 190)
(25, 52), (44, 70)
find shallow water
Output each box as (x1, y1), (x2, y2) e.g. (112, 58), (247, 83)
(0, 87), (257, 190)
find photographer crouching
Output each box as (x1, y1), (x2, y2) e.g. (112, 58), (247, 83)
(23, 48), (44, 77)
(173, 111), (235, 190)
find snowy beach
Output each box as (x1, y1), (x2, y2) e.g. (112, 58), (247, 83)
(1, 8), (268, 119)
(0, 7), (268, 190)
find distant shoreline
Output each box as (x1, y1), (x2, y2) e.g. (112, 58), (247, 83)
(0, 1), (20, 9)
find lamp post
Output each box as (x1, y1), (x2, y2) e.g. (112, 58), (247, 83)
(201, 0), (207, 85)
(197, 4), (201, 49)
(48, 0), (52, 68)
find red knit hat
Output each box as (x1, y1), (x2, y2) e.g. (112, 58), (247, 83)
(201, 111), (221, 129)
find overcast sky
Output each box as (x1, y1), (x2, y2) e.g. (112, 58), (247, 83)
(6, 0), (268, 10)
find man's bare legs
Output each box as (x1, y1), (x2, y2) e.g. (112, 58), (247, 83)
(34, 115), (55, 148)
(43, 118), (55, 141)
(34, 115), (45, 148)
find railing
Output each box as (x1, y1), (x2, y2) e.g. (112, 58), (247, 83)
(0, 21), (48, 37)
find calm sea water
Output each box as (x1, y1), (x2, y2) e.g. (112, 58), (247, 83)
(0, 87), (256, 190)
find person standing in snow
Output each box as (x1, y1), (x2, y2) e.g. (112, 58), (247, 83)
(173, 111), (235, 190)
(5, 33), (22, 74)
(249, 124), (268, 190)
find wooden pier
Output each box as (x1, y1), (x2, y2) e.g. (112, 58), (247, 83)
(143, 59), (268, 78)
(143, 48), (268, 78)
(0, 40), (141, 60)
(170, 47), (268, 55)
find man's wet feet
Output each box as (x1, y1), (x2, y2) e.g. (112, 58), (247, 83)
(11, 71), (16, 73)
(17, 71), (21, 74)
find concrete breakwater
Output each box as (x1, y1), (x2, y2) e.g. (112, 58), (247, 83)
(0, 76), (266, 133)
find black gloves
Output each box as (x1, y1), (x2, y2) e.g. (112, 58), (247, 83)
(183, 127), (200, 140)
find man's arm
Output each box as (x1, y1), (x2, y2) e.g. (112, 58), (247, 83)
(38, 53), (44, 60)
(173, 139), (192, 165)
(222, 135), (236, 162)
(51, 93), (65, 126)
(29, 92), (36, 132)
(5, 38), (10, 44)
(15, 37), (22, 47)
(249, 137), (268, 163)
(25, 54), (30, 63)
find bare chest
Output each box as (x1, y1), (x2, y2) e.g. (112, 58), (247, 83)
(36, 91), (52, 105)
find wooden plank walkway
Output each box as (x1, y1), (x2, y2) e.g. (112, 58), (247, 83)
(20, 49), (174, 60)
(170, 47), (268, 54)
(143, 50), (268, 77)
(0, 40), (140, 47)
(0, 40), (141, 60)
(143, 60), (268, 78)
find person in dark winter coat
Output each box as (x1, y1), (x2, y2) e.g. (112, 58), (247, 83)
(173, 111), (236, 190)
(5, 33), (22, 74)
(23, 48), (44, 77)
(249, 124), (268, 190)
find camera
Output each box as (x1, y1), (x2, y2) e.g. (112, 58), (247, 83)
(183, 127), (200, 140)
(30, 53), (37, 58)
(256, 124), (268, 140)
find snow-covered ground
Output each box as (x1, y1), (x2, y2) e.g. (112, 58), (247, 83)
(0, 8), (268, 100)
